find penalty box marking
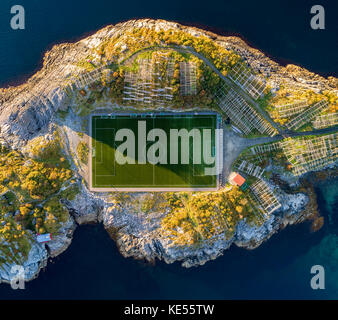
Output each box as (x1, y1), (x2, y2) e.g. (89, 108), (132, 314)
(94, 125), (116, 181)
(192, 125), (215, 177)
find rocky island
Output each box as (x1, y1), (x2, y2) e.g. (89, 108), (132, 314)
(0, 19), (337, 283)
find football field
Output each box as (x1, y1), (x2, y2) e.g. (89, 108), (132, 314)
(89, 113), (221, 191)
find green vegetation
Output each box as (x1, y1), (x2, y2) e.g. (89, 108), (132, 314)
(0, 133), (77, 267)
(102, 28), (240, 73)
(140, 193), (168, 214)
(77, 141), (89, 164)
(60, 184), (80, 201)
(257, 91), (273, 111)
(234, 142), (288, 172)
(76, 55), (96, 72)
(31, 197), (69, 234)
(268, 87), (337, 128)
(71, 27), (244, 114)
(161, 188), (258, 246)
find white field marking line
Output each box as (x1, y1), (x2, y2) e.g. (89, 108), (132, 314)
(93, 183), (216, 188)
(91, 187), (218, 191)
(94, 118), (97, 186)
(94, 119), (104, 164)
(101, 169), (216, 187)
(95, 120), (105, 181)
(152, 116), (155, 186)
(89, 114), (93, 190)
(94, 126), (117, 186)
(94, 132), (103, 165)
(191, 124), (216, 177)
(95, 128), (116, 180)
(101, 138), (103, 164)
(94, 119), (130, 186)
(93, 119), (114, 187)
(91, 116), (112, 188)
(192, 143), (213, 176)
(112, 131), (117, 177)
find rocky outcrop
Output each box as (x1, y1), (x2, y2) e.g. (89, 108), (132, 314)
(46, 217), (77, 258)
(0, 241), (48, 284)
(64, 186), (104, 224)
(102, 189), (308, 268)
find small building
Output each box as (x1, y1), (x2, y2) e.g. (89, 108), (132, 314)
(36, 233), (53, 243)
(228, 172), (246, 187)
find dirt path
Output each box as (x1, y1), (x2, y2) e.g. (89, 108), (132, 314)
(222, 128), (281, 179)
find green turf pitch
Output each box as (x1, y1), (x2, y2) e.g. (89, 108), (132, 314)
(90, 113), (219, 191)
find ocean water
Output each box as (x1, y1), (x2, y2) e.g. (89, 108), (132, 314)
(0, 0), (337, 87)
(0, 179), (337, 299)
(0, 0), (337, 299)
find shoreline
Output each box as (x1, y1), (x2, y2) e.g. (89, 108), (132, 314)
(1, 18), (337, 89)
(175, 20), (338, 79)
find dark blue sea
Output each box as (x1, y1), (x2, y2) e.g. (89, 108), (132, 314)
(0, 0), (337, 299)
